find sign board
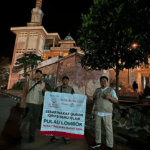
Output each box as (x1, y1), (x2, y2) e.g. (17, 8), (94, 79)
(40, 91), (87, 139)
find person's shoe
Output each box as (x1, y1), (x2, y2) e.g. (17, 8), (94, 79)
(51, 136), (60, 143)
(64, 138), (71, 144)
(29, 135), (35, 143)
(107, 146), (113, 150)
(90, 142), (101, 148)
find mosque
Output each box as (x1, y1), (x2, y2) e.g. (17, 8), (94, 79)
(7, 0), (149, 95)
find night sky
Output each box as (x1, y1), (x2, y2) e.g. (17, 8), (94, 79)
(2, 0), (93, 63)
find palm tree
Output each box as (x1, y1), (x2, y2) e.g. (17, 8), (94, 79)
(15, 53), (30, 86)
(15, 52), (43, 83)
(27, 52), (43, 79)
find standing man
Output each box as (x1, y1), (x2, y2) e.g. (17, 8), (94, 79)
(132, 81), (138, 94)
(20, 70), (47, 143)
(90, 76), (118, 150)
(144, 83), (150, 96)
(50, 76), (75, 144)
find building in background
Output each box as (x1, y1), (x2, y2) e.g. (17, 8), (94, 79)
(7, 0), (82, 89)
(7, 0), (109, 96)
(8, 0), (149, 95)
(109, 61), (150, 92)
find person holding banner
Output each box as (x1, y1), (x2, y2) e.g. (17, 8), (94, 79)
(90, 76), (118, 150)
(50, 76), (75, 144)
(20, 70), (47, 143)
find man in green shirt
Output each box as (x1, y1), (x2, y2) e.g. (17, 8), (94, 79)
(50, 76), (75, 144)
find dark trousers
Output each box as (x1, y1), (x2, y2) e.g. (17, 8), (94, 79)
(20, 103), (42, 136)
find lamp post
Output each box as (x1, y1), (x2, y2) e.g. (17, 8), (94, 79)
(129, 43), (139, 91)
(128, 68), (130, 84)
(128, 43), (138, 85)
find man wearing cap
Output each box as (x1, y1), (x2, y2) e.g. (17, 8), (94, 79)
(90, 76), (118, 150)
(20, 70), (47, 143)
(50, 76), (75, 144)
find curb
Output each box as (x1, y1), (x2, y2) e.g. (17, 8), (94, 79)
(0, 92), (21, 102)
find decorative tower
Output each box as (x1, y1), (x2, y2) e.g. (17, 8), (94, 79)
(7, 0), (45, 89)
(27, 0), (44, 26)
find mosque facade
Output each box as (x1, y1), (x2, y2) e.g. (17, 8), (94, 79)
(7, 0), (109, 96)
(8, 0), (149, 95)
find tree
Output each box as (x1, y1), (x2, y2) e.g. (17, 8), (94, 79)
(0, 56), (11, 90)
(15, 53), (31, 86)
(77, 0), (150, 98)
(27, 52), (43, 79)
(15, 52), (43, 85)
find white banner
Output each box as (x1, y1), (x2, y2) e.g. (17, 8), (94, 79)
(40, 91), (87, 139)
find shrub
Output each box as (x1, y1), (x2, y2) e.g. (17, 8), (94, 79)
(46, 87), (54, 92)
(12, 81), (24, 90)
(45, 83), (54, 92)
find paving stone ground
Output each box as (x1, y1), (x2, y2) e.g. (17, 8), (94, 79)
(0, 93), (149, 150)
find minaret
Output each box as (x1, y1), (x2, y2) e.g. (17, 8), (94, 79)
(36, 0), (43, 9)
(27, 0), (44, 26)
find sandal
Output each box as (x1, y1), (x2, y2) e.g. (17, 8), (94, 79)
(64, 138), (71, 144)
(51, 136), (58, 143)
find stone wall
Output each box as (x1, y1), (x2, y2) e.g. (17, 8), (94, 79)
(112, 103), (150, 139)
(57, 63), (103, 95)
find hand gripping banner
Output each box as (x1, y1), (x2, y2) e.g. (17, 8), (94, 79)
(40, 91), (87, 139)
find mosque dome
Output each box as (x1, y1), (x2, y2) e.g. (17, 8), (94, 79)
(64, 33), (74, 40)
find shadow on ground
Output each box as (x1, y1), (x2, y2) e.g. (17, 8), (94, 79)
(0, 103), (22, 150)
(117, 133), (150, 150)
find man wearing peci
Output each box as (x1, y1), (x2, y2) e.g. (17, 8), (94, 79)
(90, 75), (118, 150)
(50, 76), (75, 144)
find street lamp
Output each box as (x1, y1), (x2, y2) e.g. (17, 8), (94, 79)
(132, 43), (138, 49)
(128, 43), (139, 84)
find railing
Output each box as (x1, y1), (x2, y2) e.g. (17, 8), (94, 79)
(50, 47), (81, 50)
(43, 49), (50, 52)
